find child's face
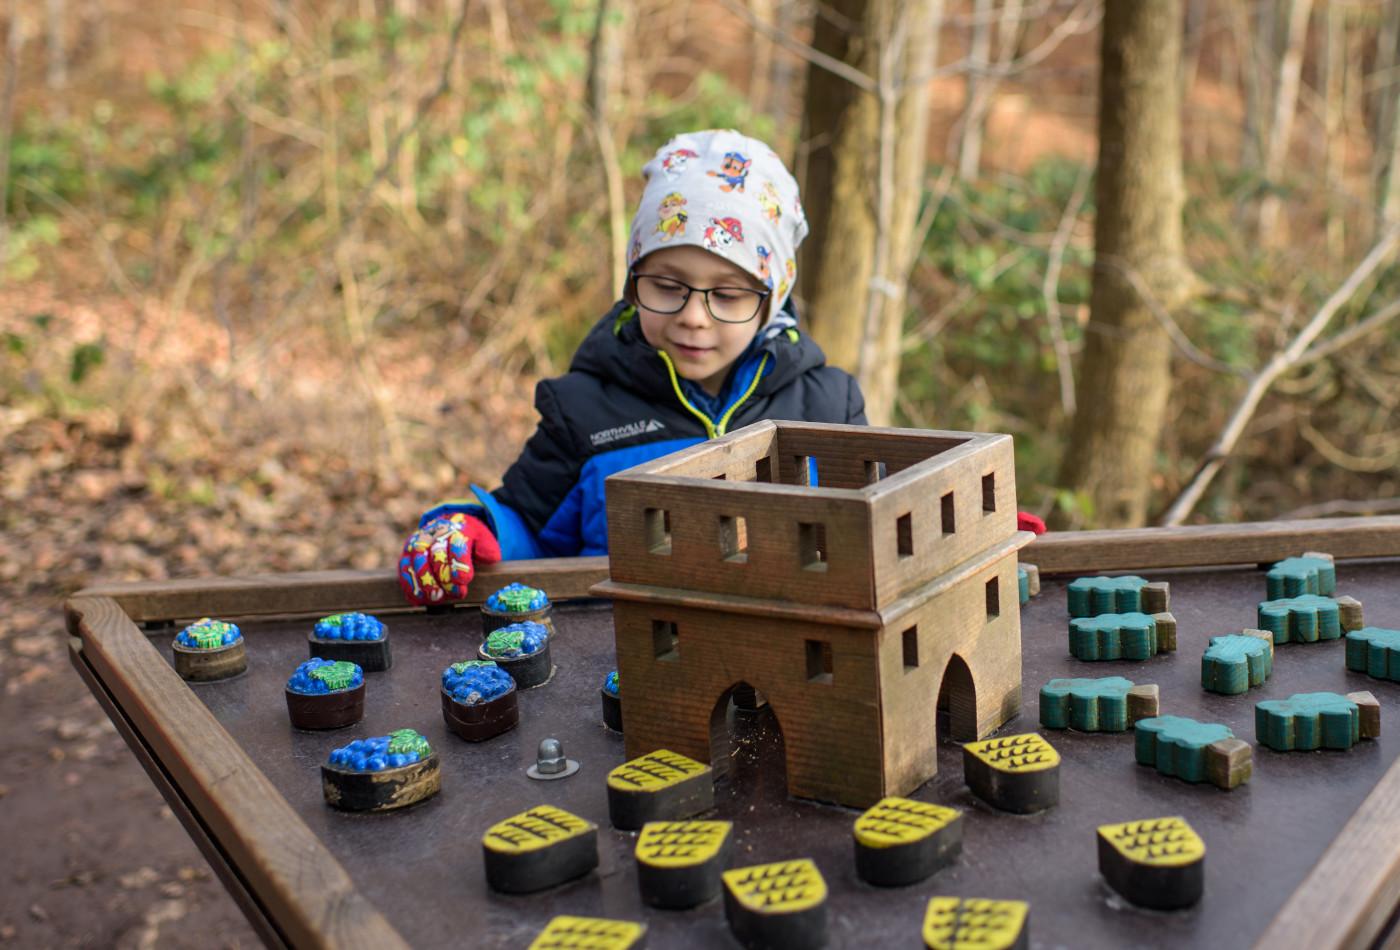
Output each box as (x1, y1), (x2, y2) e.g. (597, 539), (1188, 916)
(634, 245), (766, 397)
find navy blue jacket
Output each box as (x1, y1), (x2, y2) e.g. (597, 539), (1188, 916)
(423, 300), (867, 558)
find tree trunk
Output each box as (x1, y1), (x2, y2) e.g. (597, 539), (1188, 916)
(797, 0), (942, 425)
(1054, 0), (1193, 529)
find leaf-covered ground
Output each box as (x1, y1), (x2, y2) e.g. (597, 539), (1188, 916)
(0, 282), (539, 946)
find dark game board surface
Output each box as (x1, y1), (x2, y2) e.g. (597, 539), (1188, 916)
(166, 560), (1400, 949)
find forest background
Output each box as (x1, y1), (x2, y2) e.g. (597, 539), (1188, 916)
(1, 0), (1398, 945)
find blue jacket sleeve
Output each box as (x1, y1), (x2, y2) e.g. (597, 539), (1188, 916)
(422, 379), (585, 561)
(417, 488), (545, 561)
(493, 380), (586, 551)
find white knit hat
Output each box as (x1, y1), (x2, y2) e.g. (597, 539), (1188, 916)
(628, 129), (809, 319)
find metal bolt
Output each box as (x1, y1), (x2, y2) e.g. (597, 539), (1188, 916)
(527, 736), (580, 780)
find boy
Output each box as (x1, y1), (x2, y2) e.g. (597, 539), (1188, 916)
(398, 129), (865, 604)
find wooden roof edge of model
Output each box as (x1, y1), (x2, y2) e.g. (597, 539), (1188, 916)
(592, 528), (1033, 631)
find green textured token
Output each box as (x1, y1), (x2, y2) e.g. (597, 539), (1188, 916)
(450, 659), (498, 674)
(309, 660), (359, 691)
(499, 586), (542, 612)
(387, 728), (432, 758)
(485, 628), (526, 656)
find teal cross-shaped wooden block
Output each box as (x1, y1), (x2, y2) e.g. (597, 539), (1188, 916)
(1069, 576), (1147, 617)
(1345, 627), (1400, 682)
(1255, 692), (1364, 751)
(1134, 715), (1251, 789)
(1265, 555), (1336, 600)
(1201, 632), (1273, 695)
(1039, 677), (1158, 732)
(1257, 594), (1343, 644)
(1069, 612), (1177, 661)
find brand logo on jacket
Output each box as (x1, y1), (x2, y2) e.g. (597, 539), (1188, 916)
(590, 419), (665, 447)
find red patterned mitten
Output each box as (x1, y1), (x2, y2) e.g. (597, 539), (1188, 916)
(397, 513), (502, 605)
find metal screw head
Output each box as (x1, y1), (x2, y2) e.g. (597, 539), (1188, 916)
(526, 736), (580, 781)
(536, 738), (565, 773)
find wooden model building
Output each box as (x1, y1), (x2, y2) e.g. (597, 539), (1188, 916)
(594, 420), (1035, 808)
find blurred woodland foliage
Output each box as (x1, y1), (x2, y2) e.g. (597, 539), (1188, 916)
(0, 0), (1398, 574)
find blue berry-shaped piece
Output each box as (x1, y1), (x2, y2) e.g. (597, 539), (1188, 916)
(442, 660), (515, 705)
(176, 618), (242, 649)
(485, 582), (550, 614)
(314, 612), (386, 642)
(287, 658), (364, 695)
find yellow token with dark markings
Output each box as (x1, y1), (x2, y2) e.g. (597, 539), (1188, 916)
(922, 897), (1028, 950)
(481, 805), (599, 894)
(723, 859), (829, 949)
(854, 797), (963, 886)
(636, 820), (731, 868)
(1097, 815), (1205, 910)
(723, 859), (827, 912)
(1099, 817), (1205, 866)
(635, 820), (733, 909)
(963, 733), (1060, 772)
(855, 797), (960, 848)
(607, 749), (708, 790)
(607, 749), (714, 830)
(962, 733), (1061, 814)
(528, 915), (645, 950)
(483, 805), (593, 854)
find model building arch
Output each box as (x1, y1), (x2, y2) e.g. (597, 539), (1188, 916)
(596, 420), (1033, 808)
(937, 653), (978, 743)
(707, 681), (789, 786)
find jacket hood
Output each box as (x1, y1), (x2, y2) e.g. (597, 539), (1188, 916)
(568, 299), (829, 405)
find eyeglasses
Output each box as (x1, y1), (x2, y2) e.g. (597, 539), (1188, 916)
(631, 273), (769, 324)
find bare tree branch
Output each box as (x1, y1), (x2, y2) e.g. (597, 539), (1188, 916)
(1041, 162), (1091, 415)
(1299, 297), (1400, 365)
(1159, 227), (1400, 526)
(1300, 415), (1400, 474)
(714, 0), (876, 92)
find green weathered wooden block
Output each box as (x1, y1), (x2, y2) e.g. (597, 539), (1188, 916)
(1068, 612), (1174, 661)
(1257, 594), (1342, 644)
(1039, 677), (1157, 732)
(1345, 627), (1400, 682)
(1134, 716), (1250, 789)
(1255, 692), (1362, 751)
(1201, 633), (1273, 695)
(1068, 576), (1148, 618)
(1266, 555), (1336, 600)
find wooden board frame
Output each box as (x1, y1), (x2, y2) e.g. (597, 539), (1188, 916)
(66, 517), (1400, 950)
